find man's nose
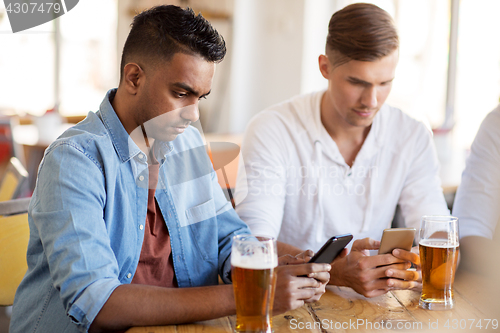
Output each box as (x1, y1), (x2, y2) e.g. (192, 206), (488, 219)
(361, 86), (378, 109)
(180, 103), (200, 123)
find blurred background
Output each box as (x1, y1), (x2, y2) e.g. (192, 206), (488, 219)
(0, 0), (499, 199)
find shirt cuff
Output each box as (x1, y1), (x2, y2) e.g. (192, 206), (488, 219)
(68, 277), (121, 332)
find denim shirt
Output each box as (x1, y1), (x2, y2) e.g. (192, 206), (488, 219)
(9, 89), (250, 333)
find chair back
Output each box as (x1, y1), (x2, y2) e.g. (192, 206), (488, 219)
(0, 198), (30, 306)
(0, 157), (28, 201)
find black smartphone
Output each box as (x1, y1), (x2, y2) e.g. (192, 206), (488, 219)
(308, 234), (353, 264)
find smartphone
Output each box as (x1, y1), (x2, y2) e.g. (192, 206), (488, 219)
(308, 234), (353, 264)
(378, 228), (416, 255)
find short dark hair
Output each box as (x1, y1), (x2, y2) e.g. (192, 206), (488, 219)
(326, 3), (399, 67)
(120, 5), (226, 80)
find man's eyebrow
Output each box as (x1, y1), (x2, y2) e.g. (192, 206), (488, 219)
(172, 82), (210, 98)
(347, 76), (371, 85)
(347, 76), (394, 85)
(172, 82), (198, 96)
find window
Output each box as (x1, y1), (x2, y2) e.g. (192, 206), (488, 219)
(0, 0), (118, 117)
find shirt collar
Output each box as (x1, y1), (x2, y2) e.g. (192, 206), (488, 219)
(98, 89), (173, 163)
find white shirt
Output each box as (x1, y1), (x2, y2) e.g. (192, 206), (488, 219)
(453, 105), (500, 239)
(234, 90), (449, 252)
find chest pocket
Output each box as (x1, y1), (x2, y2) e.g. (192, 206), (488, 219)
(185, 199), (216, 224)
(185, 199), (218, 261)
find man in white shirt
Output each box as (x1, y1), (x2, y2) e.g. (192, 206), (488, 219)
(235, 3), (449, 297)
(453, 105), (500, 276)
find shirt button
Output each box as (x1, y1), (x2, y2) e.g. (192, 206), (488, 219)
(127, 273), (132, 279)
(139, 224), (144, 230)
(139, 175), (144, 181)
(138, 153), (144, 160)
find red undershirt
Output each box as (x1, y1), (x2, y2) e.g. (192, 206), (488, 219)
(131, 148), (177, 288)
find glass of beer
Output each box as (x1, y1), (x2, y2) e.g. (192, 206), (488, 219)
(419, 216), (459, 310)
(231, 235), (278, 333)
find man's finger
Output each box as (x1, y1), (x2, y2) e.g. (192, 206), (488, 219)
(392, 249), (420, 266)
(296, 250), (315, 260)
(370, 253), (407, 267)
(306, 271), (330, 284)
(295, 288), (319, 301)
(352, 237), (380, 252)
(292, 263), (331, 276)
(356, 254), (406, 273)
(303, 286), (326, 303)
(387, 278), (422, 291)
(386, 267), (421, 282)
(277, 263), (331, 281)
(358, 279), (392, 297)
(372, 262), (409, 279)
(279, 255), (305, 266)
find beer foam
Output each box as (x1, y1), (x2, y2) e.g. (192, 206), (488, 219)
(419, 239), (459, 248)
(231, 252), (278, 269)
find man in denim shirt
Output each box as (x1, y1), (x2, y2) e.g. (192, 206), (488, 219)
(9, 5), (331, 333)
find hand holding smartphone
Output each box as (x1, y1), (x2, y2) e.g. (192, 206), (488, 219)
(308, 234), (353, 264)
(378, 228), (416, 255)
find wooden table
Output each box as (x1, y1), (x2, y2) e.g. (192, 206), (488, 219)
(126, 268), (500, 333)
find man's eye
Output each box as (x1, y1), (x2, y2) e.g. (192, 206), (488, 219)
(199, 95), (207, 100)
(174, 92), (187, 98)
(349, 80), (364, 86)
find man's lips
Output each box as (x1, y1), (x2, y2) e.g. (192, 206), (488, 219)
(173, 126), (188, 133)
(353, 109), (374, 117)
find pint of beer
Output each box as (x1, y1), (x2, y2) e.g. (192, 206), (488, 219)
(231, 235), (278, 333)
(419, 216), (459, 310)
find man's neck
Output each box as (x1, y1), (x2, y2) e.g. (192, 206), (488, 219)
(111, 87), (156, 155)
(320, 92), (371, 167)
(112, 88), (134, 134)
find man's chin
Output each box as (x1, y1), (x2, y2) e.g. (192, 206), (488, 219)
(163, 134), (180, 142)
(349, 113), (377, 127)
(149, 132), (180, 143)
(348, 119), (375, 128)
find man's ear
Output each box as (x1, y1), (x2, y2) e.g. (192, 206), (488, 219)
(122, 63), (144, 95)
(318, 54), (331, 79)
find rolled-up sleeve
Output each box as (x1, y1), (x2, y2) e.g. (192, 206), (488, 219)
(31, 143), (122, 331)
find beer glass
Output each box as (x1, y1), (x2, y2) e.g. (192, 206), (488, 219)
(419, 216), (459, 310)
(231, 235), (278, 333)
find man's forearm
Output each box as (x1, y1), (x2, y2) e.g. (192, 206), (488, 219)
(89, 284), (235, 332)
(277, 241), (304, 257)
